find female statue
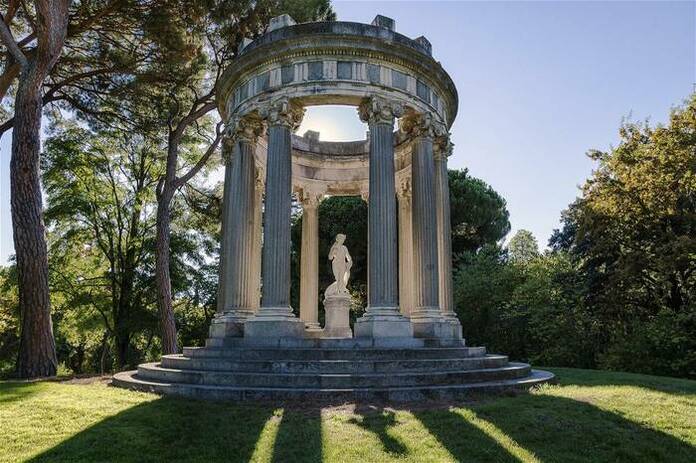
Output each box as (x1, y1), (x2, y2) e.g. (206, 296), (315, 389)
(326, 234), (352, 297)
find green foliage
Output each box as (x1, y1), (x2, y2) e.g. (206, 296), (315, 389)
(0, 266), (19, 377)
(449, 169), (511, 255)
(507, 229), (539, 263)
(454, 246), (601, 369)
(565, 95), (695, 377)
(34, 122), (217, 372)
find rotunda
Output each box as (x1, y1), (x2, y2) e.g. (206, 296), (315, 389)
(114, 14), (554, 400)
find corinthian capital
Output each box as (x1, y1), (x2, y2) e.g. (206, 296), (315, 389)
(259, 97), (305, 129)
(399, 110), (447, 140)
(227, 112), (265, 144)
(433, 134), (454, 160)
(296, 186), (325, 209)
(358, 96), (404, 125)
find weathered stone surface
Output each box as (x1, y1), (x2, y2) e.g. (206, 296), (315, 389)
(113, 347), (555, 401)
(323, 294), (352, 338)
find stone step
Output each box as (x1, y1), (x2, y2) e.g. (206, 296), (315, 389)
(205, 336), (465, 349)
(160, 354), (509, 374)
(137, 362), (531, 389)
(112, 369), (555, 402)
(182, 346), (487, 361)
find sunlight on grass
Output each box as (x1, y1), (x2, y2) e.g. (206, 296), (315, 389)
(248, 409), (284, 463)
(537, 383), (696, 445)
(452, 408), (540, 463)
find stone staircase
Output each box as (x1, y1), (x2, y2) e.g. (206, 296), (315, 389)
(113, 341), (554, 402)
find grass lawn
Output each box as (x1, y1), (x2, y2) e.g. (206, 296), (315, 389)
(1, 367), (695, 462)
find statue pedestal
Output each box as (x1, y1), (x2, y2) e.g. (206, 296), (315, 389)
(322, 294), (352, 338)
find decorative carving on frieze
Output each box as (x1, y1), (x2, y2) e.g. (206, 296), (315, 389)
(255, 166), (265, 194)
(399, 110), (447, 140)
(296, 186), (324, 208)
(397, 177), (412, 202)
(358, 96), (404, 125)
(259, 97), (305, 129)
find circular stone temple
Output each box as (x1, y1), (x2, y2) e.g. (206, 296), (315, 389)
(114, 15), (554, 401)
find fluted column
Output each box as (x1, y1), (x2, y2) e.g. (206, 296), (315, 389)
(397, 179), (415, 317)
(401, 111), (452, 339)
(244, 98), (306, 339)
(251, 172), (264, 312)
(434, 138), (462, 337)
(211, 114), (264, 338)
(354, 97), (413, 339)
(299, 189), (322, 330)
(215, 136), (235, 315)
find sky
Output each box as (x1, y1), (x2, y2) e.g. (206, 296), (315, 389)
(1, 1), (695, 264)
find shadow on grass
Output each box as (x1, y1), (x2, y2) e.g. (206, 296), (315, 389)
(416, 392), (696, 463)
(414, 407), (522, 462)
(27, 397), (277, 463)
(271, 405), (322, 462)
(349, 405), (409, 456)
(0, 382), (39, 405)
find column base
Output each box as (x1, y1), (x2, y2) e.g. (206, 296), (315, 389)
(410, 306), (456, 339)
(354, 307), (413, 339)
(209, 310), (253, 338)
(443, 314), (463, 339)
(244, 307), (305, 338)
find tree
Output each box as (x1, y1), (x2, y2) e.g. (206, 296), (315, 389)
(43, 123), (161, 369)
(574, 97), (696, 377)
(42, 122), (219, 370)
(448, 169), (510, 255)
(508, 229), (539, 263)
(0, 0), (70, 377)
(1, 0), (151, 378)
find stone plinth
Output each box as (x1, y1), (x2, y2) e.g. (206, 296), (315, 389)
(322, 294), (353, 338)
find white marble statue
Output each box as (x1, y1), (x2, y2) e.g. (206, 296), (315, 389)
(325, 234), (352, 297)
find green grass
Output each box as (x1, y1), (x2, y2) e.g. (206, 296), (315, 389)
(0, 368), (695, 462)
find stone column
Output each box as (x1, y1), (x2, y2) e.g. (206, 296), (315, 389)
(215, 135), (235, 316)
(434, 138), (462, 338)
(299, 188), (322, 330)
(211, 113), (264, 338)
(244, 98), (306, 339)
(397, 178), (415, 317)
(354, 97), (413, 339)
(251, 171), (264, 312)
(401, 111), (451, 339)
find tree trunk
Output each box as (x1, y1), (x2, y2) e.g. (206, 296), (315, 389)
(6, 0), (70, 379)
(12, 77), (58, 378)
(155, 140), (179, 355)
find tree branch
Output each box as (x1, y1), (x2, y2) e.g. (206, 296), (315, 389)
(174, 121), (223, 189)
(0, 12), (28, 67)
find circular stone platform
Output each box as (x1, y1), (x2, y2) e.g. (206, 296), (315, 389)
(113, 339), (554, 401)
